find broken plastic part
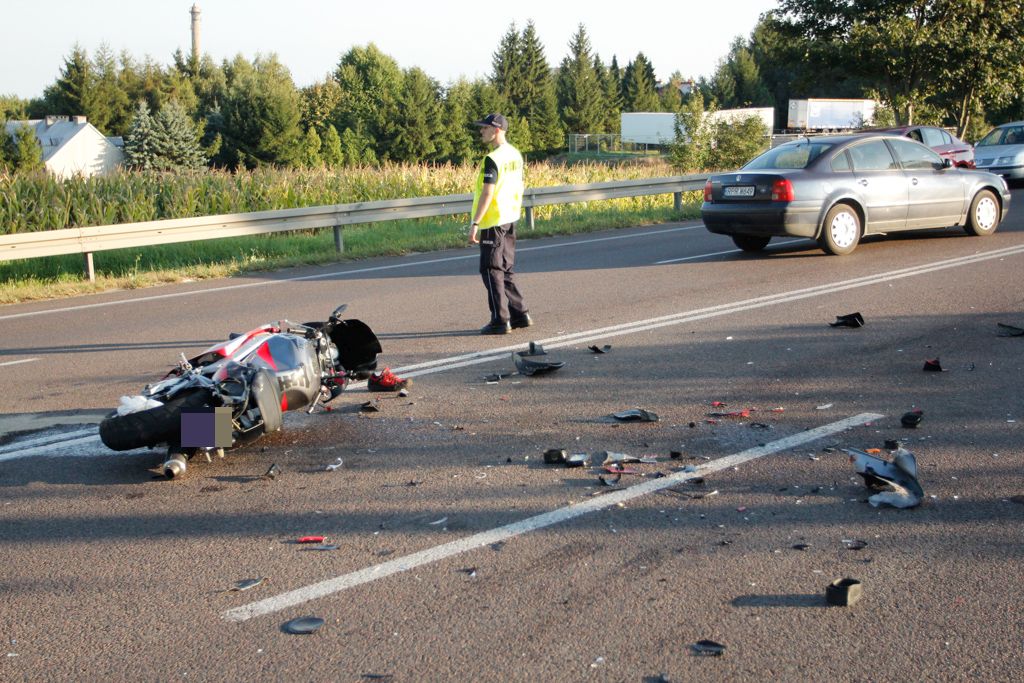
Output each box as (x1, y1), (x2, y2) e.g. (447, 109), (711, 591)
(264, 464), (280, 479)
(825, 578), (863, 606)
(297, 536), (326, 544)
(792, 543), (811, 551)
(997, 323), (1024, 337)
(543, 448), (567, 464)
(690, 640), (726, 656)
(611, 408), (660, 422)
(829, 312), (865, 328)
(325, 457), (344, 471)
(843, 539), (868, 550)
(485, 372), (512, 383)
(708, 409), (750, 418)
(282, 616), (325, 634)
(588, 345), (612, 354)
(512, 351), (565, 376)
(670, 451), (683, 459)
(847, 447), (924, 508)
(901, 410), (923, 428)
(923, 358), (943, 372)
(229, 578), (266, 592)
(458, 567), (478, 577)
(598, 473), (621, 486)
(565, 453), (590, 468)
(526, 341), (546, 355)
(360, 401), (381, 413)
(601, 451), (641, 465)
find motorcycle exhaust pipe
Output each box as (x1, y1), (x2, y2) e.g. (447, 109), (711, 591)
(163, 453), (188, 478)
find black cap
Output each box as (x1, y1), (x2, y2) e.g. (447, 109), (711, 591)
(473, 113), (508, 131)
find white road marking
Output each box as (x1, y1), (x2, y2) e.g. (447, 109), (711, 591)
(0, 225), (700, 322)
(222, 412), (884, 622)
(0, 358), (39, 368)
(655, 238), (806, 263)
(0, 434), (103, 463)
(0, 427), (97, 456)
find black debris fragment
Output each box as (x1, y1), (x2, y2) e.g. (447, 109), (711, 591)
(792, 543), (811, 551)
(901, 410), (923, 428)
(264, 463), (280, 480)
(360, 401), (381, 413)
(228, 578), (267, 592)
(565, 453), (590, 468)
(588, 345), (613, 354)
(847, 446), (924, 508)
(457, 567), (478, 577)
(826, 578), (863, 606)
(598, 473), (621, 487)
(513, 351), (565, 376)
(690, 639), (726, 657)
(997, 323), (1024, 337)
(923, 358), (944, 372)
(843, 539), (868, 550)
(670, 451), (683, 459)
(829, 312), (865, 328)
(282, 616), (325, 634)
(611, 408), (660, 423)
(543, 449), (568, 464)
(485, 372), (513, 383)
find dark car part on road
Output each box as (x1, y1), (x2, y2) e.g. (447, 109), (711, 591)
(264, 463), (281, 479)
(847, 446), (924, 508)
(830, 312), (865, 328)
(701, 134), (1011, 255)
(99, 303), (382, 478)
(690, 640), (726, 657)
(513, 350), (565, 376)
(565, 453), (590, 467)
(543, 448), (567, 464)
(588, 344), (612, 354)
(826, 578), (863, 606)
(997, 323), (1024, 337)
(228, 578), (267, 592)
(611, 408), (660, 422)
(281, 616), (325, 635)
(901, 410), (924, 428)
(923, 358), (944, 372)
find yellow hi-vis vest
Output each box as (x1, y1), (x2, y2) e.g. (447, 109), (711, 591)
(471, 143), (524, 229)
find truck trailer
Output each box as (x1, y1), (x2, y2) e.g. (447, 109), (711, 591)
(787, 98), (877, 131)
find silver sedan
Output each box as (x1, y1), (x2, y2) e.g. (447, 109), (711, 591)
(701, 134), (1011, 255)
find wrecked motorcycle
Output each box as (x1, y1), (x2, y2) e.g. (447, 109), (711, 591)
(99, 304), (381, 478)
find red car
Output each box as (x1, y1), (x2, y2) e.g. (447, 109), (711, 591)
(863, 126), (975, 168)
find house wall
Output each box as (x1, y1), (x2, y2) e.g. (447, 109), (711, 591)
(45, 132), (124, 179)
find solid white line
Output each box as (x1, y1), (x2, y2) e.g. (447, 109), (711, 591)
(0, 358), (39, 368)
(0, 435), (103, 463)
(0, 428), (97, 456)
(222, 412), (884, 622)
(0, 225), (698, 322)
(654, 238), (807, 263)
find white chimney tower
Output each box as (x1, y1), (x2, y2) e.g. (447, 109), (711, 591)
(190, 4), (201, 63)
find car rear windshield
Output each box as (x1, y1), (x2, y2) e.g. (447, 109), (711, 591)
(976, 125), (1024, 147)
(743, 141), (834, 170)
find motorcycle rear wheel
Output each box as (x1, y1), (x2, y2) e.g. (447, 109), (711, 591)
(99, 389), (214, 451)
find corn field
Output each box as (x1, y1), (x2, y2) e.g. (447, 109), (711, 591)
(0, 160), (681, 234)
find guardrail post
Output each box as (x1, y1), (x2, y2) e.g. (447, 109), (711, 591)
(83, 252), (95, 282)
(333, 226), (344, 254)
(525, 206), (535, 231)
(673, 191), (682, 212)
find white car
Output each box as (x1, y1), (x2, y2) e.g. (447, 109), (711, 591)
(974, 121), (1024, 181)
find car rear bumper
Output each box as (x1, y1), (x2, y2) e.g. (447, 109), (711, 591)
(701, 202), (820, 238)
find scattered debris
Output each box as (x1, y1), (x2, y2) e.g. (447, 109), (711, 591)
(847, 446), (924, 508)
(598, 473), (621, 487)
(264, 463), (281, 480)
(816, 404), (833, 410)
(325, 457), (344, 471)
(670, 451), (683, 459)
(228, 578), (267, 592)
(901, 410), (923, 428)
(281, 616), (325, 635)
(398, 388), (410, 398)
(842, 539), (868, 550)
(792, 543), (811, 551)
(690, 489), (719, 500)
(605, 465), (640, 474)
(301, 544), (340, 551)
(600, 451), (655, 465)
(296, 536), (326, 544)
(829, 312), (865, 328)
(708, 409), (750, 418)
(611, 408), (660, 422)
(428, 517), (448, 526)
(565, 453), (590, 468)
(484, 372), (513, 383)
(360, 401), (381, 413)
(690, 639), (726, 657)
(543, 448), (568, 464)
(489, 541), (506, 551)
(457, 567), (478, 577)
(826, 578), (863, 606)
(513, 349), (565, 376)
(1009, 496), (1024, 505)
(997, 323), (1024, 337)
(588, 344), (612, 354)
(923, 358), (944, 372)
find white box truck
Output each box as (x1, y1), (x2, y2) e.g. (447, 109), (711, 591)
(787, 99), (877, 130)
(620, 113), (677, 144)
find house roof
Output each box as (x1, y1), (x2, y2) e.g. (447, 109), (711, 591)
(4, 118), (97, 161)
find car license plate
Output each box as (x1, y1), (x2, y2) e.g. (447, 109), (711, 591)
(723, 185), (755, 198)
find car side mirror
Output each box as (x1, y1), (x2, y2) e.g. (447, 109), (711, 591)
(941, 158), (953, 169)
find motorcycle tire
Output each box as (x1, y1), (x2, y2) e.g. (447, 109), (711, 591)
(250, 368), (283, 434)
(99, 389), (214, 451)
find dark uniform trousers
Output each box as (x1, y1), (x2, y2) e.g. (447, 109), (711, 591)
(479, 222), (528, 324)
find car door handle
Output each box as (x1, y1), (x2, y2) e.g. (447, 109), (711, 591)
(859, 179), (868, 186)
(912, 178), (919, 185)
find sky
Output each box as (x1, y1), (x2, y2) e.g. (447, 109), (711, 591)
(1, 0), (779, 100)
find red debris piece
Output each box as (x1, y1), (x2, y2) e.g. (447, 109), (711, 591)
(711, 401), (728, 407)
(297, 536), (326, 544)
(736, 506), (748, 512)
(604, 465), (640, 475)
(708, 409), (751, 418)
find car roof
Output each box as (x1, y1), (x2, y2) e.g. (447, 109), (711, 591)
(993, 120), (1024, 128)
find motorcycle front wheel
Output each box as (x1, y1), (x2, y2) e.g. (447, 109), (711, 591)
(99, 389), (214, 451)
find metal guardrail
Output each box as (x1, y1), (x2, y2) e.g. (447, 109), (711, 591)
(0, 174), (709, 281)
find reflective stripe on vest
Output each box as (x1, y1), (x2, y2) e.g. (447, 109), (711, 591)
(471, 143), (524, 229)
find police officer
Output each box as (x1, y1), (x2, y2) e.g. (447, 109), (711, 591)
(468, 113), (532, 335)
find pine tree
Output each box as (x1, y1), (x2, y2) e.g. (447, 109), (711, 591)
(124, 100), (158, 170)
(591, 55), (610, 133)
(491, 23), (523, 115)
(298, 127), (323, 167)
(602, 56), (624, 132)
(8, 124), (44, 173)
(339, 127), (377, 165)
(622, 53), (660, 112)
(220, 54), (303, 168)
(518, 22), (563, 150)
(439, 79), (477, 164)
(385, 67), (445, 162)
(333, 44), (404, 162)
(556, 25), (604, 134)
(44, 45), (93, 117)
(321, 124), (344, 168)
(150, 100), (207, 171)
(90, 44), (131, 135)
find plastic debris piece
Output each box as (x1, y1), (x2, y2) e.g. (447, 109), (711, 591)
(708, 409), (750, 418)
(360, 401), (381, 413)
(604, 465), (639, 474)
(826, 578), (863, 606)
(325, 457), (344, 471)
(588, 344), (612, 354)
(264, 463), (281, 479)
(670, 451), (683, 459)
(843, 539), (868, 550)
(485, 372), (512, 383)
(229, 578), (266, 592)
(847, 446), (924, 508)
(611, 408), (660, 422)
(901, 410), (923, 428)
(691, 489), (719, 499)
(792, 543), (811, 551)
(923, 358), (944, 372)
(297, 536), (326, 544)
(884, 439), (903, 450)
(816, 404), (833, 410)
(598, 473), (621, 487)
(565, 453), (590, 468)
(649, 471), (666, 479)
(681, 465), (697, 473)
(527, 341), (546, 355)
(302, 544), (340, 551)
(711, 401), (728, 408)
(601, 451), (641, 465)
(398, 388), (410, 398)
(458, 567), (478, 577)
(512, 351), (565, 377)
(997, 323), (1024, 337)
(543, 448), (567, 464)
(829, 312), (865, 328)
(282, 616), (325, 635)
(690, 639), (726, 657)
(428, 517), (448, 526)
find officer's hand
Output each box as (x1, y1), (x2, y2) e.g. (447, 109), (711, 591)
(468, 225), (479, 244)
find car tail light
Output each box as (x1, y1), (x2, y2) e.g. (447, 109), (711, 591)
(771, 179), (794, 202)
(703, 180), (713, 202)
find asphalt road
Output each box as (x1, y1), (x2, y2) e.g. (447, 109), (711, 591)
(2, 196), (1023, 682)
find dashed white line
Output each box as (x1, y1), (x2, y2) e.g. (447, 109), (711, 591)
(0, 358), (39, 368)
(221, 412), (884, 622)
